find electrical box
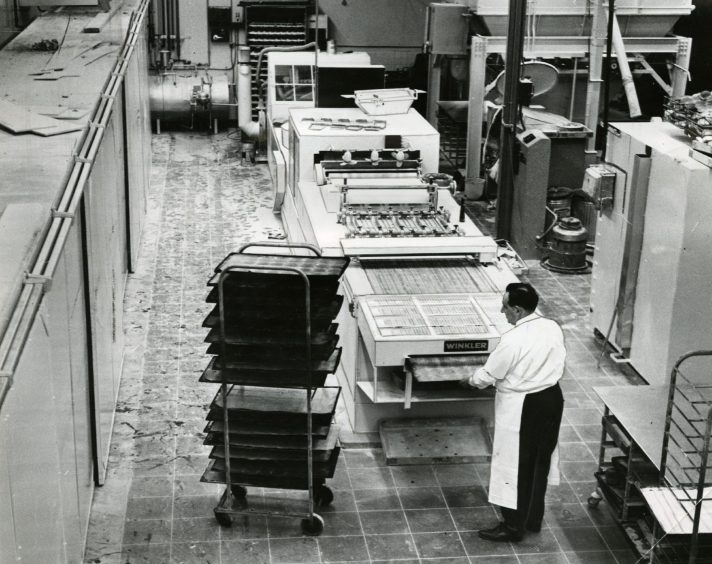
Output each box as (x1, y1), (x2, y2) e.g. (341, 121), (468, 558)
(208, 7), (232, 42)
(231, 0), (244, 23)
(428, 3), (469, 55)
(582, 165), (616, 210)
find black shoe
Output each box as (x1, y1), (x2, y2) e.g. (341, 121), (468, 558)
(525, 522), (541, 533)
(478, 522), (523, 542)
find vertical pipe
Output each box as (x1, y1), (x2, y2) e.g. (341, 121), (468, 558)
(600, 0), (615, 162)
(495, 0), (527, 241)
(568, 57), (578, 121)
(161, 0), (168, 49)
(584, 0), (605, 154)
(174, 0), (180, 59)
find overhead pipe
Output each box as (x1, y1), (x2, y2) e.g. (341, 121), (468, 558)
(610, 12), (641, 119)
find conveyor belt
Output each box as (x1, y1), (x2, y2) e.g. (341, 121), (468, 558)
(362, 259), (499, 294)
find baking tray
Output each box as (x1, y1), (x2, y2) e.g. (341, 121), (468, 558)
(202, 296), (344, 327)
(199, 350), (342, 388)
(204, 423), (338, 452)
(206, 386), (340, 427)
(209, 347), (341, 374)
(205, 447), (340, 480)
(204, 419), (331, 439)
(207, 442), (338, 462)
(205, 326), (339, 360)
(200, 450), (340, 489)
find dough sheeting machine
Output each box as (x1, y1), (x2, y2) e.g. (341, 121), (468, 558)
(274, 106), (519, 434)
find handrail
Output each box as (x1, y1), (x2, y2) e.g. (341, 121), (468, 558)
(0, 0), (151, 410)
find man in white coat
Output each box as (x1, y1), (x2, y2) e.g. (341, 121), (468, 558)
(462, 282), (565, 542)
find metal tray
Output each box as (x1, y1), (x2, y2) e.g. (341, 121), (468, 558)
(204, 419), (331, 439)
(205, 327), (339, 360)
(205, 447), (341, 480)
(202, 296), (344, 327)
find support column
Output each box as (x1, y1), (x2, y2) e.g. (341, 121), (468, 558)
(495, 0), (527, 241)
(426, 53), (442, 127)
(585, 0), (605, 154)
(465, 36), (487, 200)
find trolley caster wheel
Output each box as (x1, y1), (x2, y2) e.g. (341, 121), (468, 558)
(301, 513), (324, 536)
(588, 491), (603, 508)
(231, 485), (247, 499)
(214, 510), (232, 528)
(314, 485), (334, 507)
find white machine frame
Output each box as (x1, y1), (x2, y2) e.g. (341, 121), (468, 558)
(276, 104), (519, 433)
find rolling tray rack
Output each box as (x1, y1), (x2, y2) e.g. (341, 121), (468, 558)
(200, 242), (348, 535)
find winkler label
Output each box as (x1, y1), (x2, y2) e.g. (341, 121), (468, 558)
(443, 340), (488, 352)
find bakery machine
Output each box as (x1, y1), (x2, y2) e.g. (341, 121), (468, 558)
(278, 104), (520, 435)
(591, 121), (712, 387)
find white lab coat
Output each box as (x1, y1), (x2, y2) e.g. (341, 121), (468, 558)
(467, 314), (565, 509)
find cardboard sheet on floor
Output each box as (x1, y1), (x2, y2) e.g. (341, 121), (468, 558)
(0, 98), (83, 135)
(380, 417), (491, 465)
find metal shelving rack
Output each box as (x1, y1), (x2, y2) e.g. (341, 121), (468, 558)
(200, 241), (346, 535)
(643, 351), (712, 564)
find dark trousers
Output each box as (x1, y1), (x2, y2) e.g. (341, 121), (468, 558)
(501, 382), (564, 533)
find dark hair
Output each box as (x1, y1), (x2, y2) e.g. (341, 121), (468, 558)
(505, 282), (539, 312)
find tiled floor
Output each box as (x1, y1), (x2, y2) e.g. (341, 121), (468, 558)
(84, 131), (646, 563)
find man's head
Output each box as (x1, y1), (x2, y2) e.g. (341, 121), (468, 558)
(501, 282), (539, 325)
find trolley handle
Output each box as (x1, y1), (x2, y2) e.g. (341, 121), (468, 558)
(236, 241), (322, 256)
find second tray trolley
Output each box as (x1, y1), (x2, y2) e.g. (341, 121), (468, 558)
(200, 242), (349, 535)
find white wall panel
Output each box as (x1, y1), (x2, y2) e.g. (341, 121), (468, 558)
(85, 94), (128, 482)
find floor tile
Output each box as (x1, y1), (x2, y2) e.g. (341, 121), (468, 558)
(565, 550), (619, 563)
(359, 509), (409, 535)
(390, 465), (438, 487)
(364, 533), (418, 560)
(120, 543), (172, 564)
(172, 517), (220, 543)
(125, 496), (172, 520)
(317, 535), (369, 562)
(441, 485), (489, 508)
(404, 508), (456, 533)
(220, 538), (270, 563)
(347, 466), (394, 489)
(551, 526), (610, 552)
(460, 530), (516, 557)
(513, 528), (560, 553)
(353, 488), (401, 511)
(170, 540), (219, 564)
(449, 506), (499, 531)
(544, 502), (595, 528)
(270, 537), (319, 563)
(517, 553), (568, 564)
(412, 531), (466, 558)
(219, 513), (269, 540)
(469, 556), (518, 563)
(397, 486), (447, 509)
(121, 519), (172, 546)
(433, 463), (480, 486)
(317, 512), (363, 537)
